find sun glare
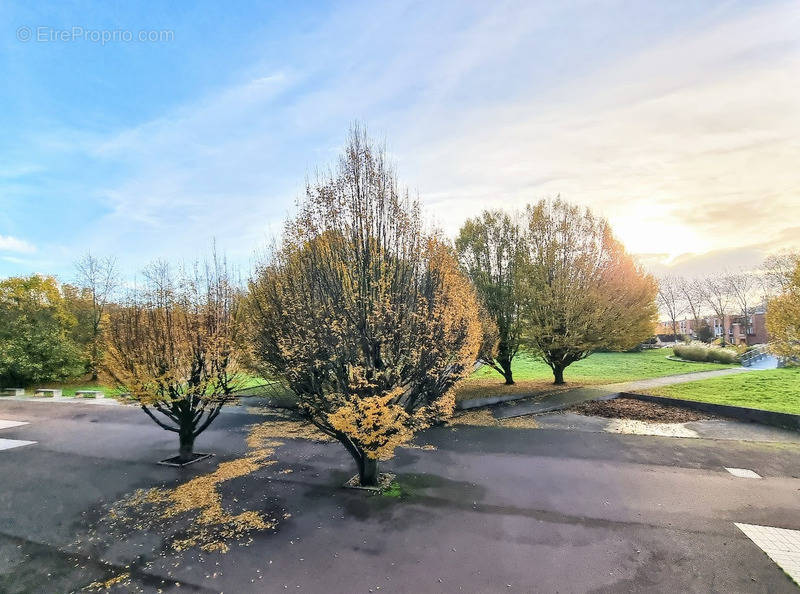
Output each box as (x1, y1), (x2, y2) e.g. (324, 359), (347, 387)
(611, 214), (710, 262)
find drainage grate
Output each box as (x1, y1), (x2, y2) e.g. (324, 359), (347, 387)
(736, 523), (800, 585)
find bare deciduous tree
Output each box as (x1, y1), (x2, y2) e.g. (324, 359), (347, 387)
(75, 252), (119, 380)
(657, 276), (685, 339)
(702, 277), (731, 345)
(761, 251), (800, 299)
(679, 277), (706, 330)
(727, 270), (758, 338)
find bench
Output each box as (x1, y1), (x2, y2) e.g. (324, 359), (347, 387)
(34, 389), (62, 398)
(0, 388), (25, 397)
(75, 390), (104, 399)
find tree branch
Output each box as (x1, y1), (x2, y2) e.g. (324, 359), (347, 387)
(141, 405), (179, 432)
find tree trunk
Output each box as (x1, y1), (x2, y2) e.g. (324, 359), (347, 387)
(496, 339), (515, 385)
(552, 365), (565, 385)
(359, 456), (379, 487)
(338, 436), (381, 487)
(90, 338), (99, 381)
(500, 359), (514, 385)
(178, 431), (195, 463)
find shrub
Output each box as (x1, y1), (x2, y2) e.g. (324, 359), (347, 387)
(673, 343), (738, 364)
(673, 344), (708, 362)
(706, 348), (738, 364)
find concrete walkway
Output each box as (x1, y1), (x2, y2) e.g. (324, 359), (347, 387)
(601, 366), (752, 393)
(494, 367), (752, 419)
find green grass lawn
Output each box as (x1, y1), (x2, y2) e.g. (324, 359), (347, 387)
(16, 351), (746, 407)
(455, 349), (736, 402)
(470, 349), (735, 384)
(646, 367), (800, 415)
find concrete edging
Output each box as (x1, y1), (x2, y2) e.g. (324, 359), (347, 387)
(456, 389), (566, 410)
(618, 392), (800, 431)
(663, 355), (739, 365)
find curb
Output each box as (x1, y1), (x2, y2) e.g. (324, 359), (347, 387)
(617, 392), (800, 431)
(663, 355), (740, 365)
(455, 389), (566, 410)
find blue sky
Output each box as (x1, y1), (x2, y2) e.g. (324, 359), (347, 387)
(1, 0), (798, 280)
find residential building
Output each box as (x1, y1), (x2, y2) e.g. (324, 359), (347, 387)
(657, 310), (769, 346)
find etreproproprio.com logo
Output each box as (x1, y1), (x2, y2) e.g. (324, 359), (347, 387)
(16, 26), (174, 45)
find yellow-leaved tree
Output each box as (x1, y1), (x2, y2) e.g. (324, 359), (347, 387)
(767, 257), (800, 361)
(104, 253), (242, 464)
(246, 127), (482, 486)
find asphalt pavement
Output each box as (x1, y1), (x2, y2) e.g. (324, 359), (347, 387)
(0, 399), (798, 593)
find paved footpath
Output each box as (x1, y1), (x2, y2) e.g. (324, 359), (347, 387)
(494, 367), (752, 419)
(603, 367), (752, 392)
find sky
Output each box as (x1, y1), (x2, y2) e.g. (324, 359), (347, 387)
(1, 0), (798, 281)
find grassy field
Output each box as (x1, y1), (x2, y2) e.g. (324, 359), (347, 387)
(645, 367), (800, 415)
(455, 349), (736, 402)
(469, 349), (735, 383)
(15, 350), (746, 407)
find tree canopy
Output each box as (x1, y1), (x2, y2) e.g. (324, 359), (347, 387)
(518, 199), (658, 384)
(104, 255), (242, 463)
(456, 209), (523, 384)
(767, 257), (800, 362)
(246, 127), (482, 486)
(0, 275), (84, 387)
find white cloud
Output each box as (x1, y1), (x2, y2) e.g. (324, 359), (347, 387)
(76, 0), (556, 271)
(0, 235), (35, 254)
(24, 0), (799, 278)
(391, 1), (800, 266)
(634, 246), (769, 279)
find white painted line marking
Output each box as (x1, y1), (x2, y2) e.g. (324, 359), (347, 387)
(725, 467), (762, 479)
(0, 419), (28, 430)
(736, 523), (800, 585)
(0, 438), (36, 451)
